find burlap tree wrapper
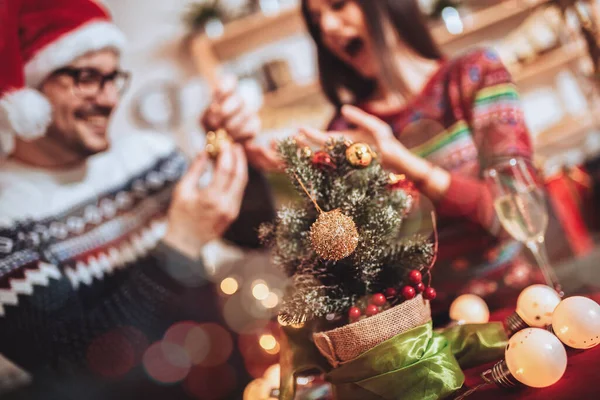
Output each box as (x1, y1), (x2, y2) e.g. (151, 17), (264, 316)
(279, 297), (509, 399)
(313, 295), (431, 367)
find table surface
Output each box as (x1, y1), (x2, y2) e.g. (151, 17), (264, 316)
(461, 293), (600, 400)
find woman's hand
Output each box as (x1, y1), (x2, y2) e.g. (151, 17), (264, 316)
(243, 139), (285, 172)
(297, 105), (411, 171)
(296, 105), (451, 201)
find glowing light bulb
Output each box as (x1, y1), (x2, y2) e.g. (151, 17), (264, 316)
(449, 294), (490, 324)
(507, 285), (561, 336)
(517, 285), (561, 326)
(551, 296), (600, 349)
(505, 328), (567, 388)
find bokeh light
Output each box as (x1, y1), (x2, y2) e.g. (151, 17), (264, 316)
(263, 364), (280, 389)
(261, 292), (279, 309)
(184, 326), (211, 365)
(238, 321), (281, 378)
(259, 334), (277, 351)
(220, 277), (239, 295)
(143, 341), (191, 384)
(224, 295), (271, 334)
(252, 280), (270, 300)
(198, 323), (233, 367)
(243, 378), (271, 400)
(164, 321), (210, 365)
(163, 322), (233, 367)
(86, 328), (141, 379)
(265, 342), (280, 355)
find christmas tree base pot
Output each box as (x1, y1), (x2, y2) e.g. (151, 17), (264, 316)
(313, 294), (431, 367)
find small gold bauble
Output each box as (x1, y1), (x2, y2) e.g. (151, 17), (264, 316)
(299, 146), (313, 159)
(205, 129), (231, 158)
(346, 142), (375, 168)
(310, 209), (359, 261)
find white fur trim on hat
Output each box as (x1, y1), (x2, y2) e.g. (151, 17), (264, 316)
(24, 21), (126, 87)
(0, 88), (52, 155)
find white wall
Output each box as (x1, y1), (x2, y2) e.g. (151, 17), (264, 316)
(103, 0), (210, 155)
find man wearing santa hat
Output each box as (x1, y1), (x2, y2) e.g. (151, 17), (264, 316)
(0, 0), (273, 398)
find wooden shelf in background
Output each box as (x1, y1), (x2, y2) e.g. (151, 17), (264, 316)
(535, 114), (596, 157)
(195, 0), (554, 63)
(513, 42), (588, 84)
(431, 0), (552, 46)
(210, 7), (305, 61)
(259, 41), (590, 110)
(263, 81), (322, 108)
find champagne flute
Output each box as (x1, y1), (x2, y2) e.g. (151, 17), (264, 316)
(484, 158), (563, 296)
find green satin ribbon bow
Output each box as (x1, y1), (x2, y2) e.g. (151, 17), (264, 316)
(280, 321), (507, 400)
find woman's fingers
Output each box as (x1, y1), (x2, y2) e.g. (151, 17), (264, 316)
(297, 127), (330, 147)
(245, 141), (284, 172)
(297, 126), (374, 148)
(341, 105), (391, 138)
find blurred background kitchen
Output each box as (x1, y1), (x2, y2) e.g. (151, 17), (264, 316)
(100, 0), (600, 397)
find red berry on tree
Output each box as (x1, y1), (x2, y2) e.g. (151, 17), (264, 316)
(415, 282), (425, 293)
(384, 287), (398, 298)
(371, 293), (386, 307)
(348, 306), (361, 320)
(312, 151), (336, 169)
(402, 285), (416, 300)
(366, 304), (379, 317)
(408, 270), (422, 284)
(423, 287), (437, 300)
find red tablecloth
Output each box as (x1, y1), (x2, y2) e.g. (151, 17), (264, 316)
(461, 293), (600, 400)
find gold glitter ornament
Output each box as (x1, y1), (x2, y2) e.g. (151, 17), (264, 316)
(205, 129), (231, 158)
(346, 142), (375, 168)
(290, 171), (360, 261)
(310, 209), (359, 261)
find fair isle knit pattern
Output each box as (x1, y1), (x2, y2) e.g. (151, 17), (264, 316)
(0, 132), (204, 396)
(0, 150), (186, 316)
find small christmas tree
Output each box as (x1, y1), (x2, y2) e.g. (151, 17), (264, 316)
(259, 138), (435, 326)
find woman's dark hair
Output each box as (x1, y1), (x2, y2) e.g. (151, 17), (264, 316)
(301, 0), (442, 108)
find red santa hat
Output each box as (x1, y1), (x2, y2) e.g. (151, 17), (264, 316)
(0, 0), (126, 156)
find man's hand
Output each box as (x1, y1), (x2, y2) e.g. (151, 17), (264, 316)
(200, 75), (284, 172)
(201, 76), (261, 143)
(163, 144), (249, 259)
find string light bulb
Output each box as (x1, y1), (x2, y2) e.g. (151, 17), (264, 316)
(550, 296), (600, 349)
(505, 284), (561, 336)
(449, 294), (490, 324)
(506, 328), (567, 387)
(458, 328), (568, 399)
(477, 328), (567, 392)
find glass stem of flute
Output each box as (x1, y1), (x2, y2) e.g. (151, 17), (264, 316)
(526, 236), (563, 297)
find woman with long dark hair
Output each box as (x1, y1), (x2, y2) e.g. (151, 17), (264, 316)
(202, 0), (548, 321)
(293, 0), (545, 320)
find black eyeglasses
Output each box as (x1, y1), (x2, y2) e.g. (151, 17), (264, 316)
(52, 67), (131, 97)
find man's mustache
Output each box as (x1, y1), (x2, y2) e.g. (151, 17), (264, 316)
(74, 105), (113, 118)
